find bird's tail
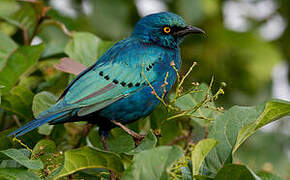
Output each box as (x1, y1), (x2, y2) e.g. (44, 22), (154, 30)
(8, 111), (71, 137)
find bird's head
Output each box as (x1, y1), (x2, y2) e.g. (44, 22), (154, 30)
(131, 12), (205, 49)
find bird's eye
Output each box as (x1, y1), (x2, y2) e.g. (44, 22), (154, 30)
(163, 26), (171, 34)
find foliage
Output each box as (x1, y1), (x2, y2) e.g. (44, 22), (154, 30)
(0, 0), (289, 179)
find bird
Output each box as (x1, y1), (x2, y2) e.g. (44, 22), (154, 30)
(9, 12), (205, 149)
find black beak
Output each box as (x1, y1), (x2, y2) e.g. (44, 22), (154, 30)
(174, 25), (205, 37)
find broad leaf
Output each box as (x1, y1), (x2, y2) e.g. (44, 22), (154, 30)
(0, 3), (37, 39)
(0, 0), (20, 17)
(1, 85), (34, 120)
(65, 32), (102, 66)
(32, 91), (57, 117)
(55, 146), (124, 178)
(233, 100), (290, 153)
(0, 148), (43, 170)
(0, 31), (17, 70)
(174, 83), (221, 125)
(204, 99), (290, 174)
(192, 139), (217, 176)
(122, 146), (183, 180)
(38, 24), (69, 58)
(128, 130), (157, 154)
(214, 164), (260, 180)
(87, 127), (135, 153)
(0, 168), (40, 180)
(0, 44), (45, 94)
(31, 140), (64, 179)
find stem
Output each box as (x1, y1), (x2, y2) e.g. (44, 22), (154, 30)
(141, 64), (167, 107)
(161, 72), (169, 99)
(38, 20), (72, 37)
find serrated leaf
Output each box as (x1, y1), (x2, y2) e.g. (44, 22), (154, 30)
(214, 164), (261, 180)
(0, 44), (45, 94)
(122, 146), (183, 180)
(0, 168), (40, 180)
(192, 139), (217, 176)
(204, 99), (290, 174)
(0, 148), (43, 170)
(55, 146), (124, 179)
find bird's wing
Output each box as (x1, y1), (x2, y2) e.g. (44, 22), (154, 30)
(40, 39), (163, 118)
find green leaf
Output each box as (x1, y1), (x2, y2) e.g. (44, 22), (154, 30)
(0, 168), (40, 180)
(1, 85), (34, 120)
(204, 99), (290, 174)
(0, 0), (20, 17)
(32, 91), (57, 118)
(0, 44), (45, 94)
(38, 24), (69, 58)
(214, 164), (260, 180)
(55, 146), (124, 179)
(87, 127), (135, 153)
(192, 139), (217, 176)
(174, 83), (221, 125)
(233, 99), (290, 153)
(65, 32), (102, 66)
(256, 171), (283, 180)
(0, 148), (43, 170)
(0, 3), (37, 39)
(128, 130), (157, 154)
(158, 119), (183, 145)
(122, 146), (183, 180)
(0, 31), (18, 70)
(32, 139), (64, 178)
(32, 139), (56, 156)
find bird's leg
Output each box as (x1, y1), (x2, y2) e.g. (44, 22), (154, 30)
(111, 120), (145, 146)
(100, 134), (109, 151)
(100, 134), (116, 180)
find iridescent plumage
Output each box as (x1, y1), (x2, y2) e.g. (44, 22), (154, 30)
(9, 12), (204, 137)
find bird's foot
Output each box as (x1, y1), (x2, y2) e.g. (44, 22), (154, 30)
(111, 120), (145, 146)
(101, 134), (109, 151)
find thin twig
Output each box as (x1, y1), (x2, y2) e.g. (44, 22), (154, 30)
(141, 64), (167, 107)
(13, 137), (33, 153)
(12, 115), (21, 127)
(21, 27), (29, 45)
(161, 72), (169, 99)
(38, 20), (72, 37)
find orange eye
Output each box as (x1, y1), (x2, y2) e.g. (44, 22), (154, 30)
(163, 26), (171, 34)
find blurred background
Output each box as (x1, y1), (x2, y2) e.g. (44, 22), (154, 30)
(1, 0), (289, 178)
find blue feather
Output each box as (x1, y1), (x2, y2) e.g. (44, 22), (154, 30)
(8, 111), (71, 137)
(9, 12), (204, 137)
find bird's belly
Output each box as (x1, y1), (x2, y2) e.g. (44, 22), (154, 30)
(98, 81), (171, 124)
